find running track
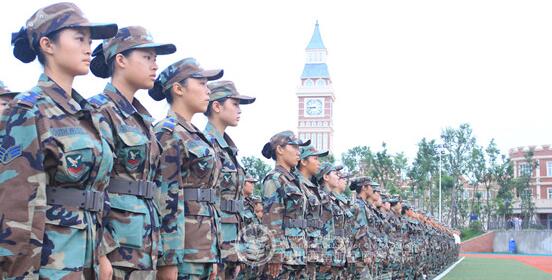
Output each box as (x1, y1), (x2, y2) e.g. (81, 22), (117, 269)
(460, 253), (552, 274)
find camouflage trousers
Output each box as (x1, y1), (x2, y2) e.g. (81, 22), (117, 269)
(349, 262), (374, 280)
(177, 262), (216, 280)
(112, 266), (156, 280)
(236, 263), (264, 280)
(218, 261), (240, 280)
(315, 265), (346, 280)
(265, 264), (307, 280)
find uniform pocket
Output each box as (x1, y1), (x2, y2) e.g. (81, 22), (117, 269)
(186, 145), (216, 180)
(108, 194), (148, 249)
(54, 137), (96, 184)
(42, 217), (87, 270)
(117, 131), (148, 174)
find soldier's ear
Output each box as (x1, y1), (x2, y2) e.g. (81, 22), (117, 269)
(275, 145), (285, 157)
(172, 82), (186, 97)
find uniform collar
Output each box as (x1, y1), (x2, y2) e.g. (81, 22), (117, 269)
(296, 171), (316, 189)
(204, 121), (229, 148)
(37, 73), (89, 114)
(103, 83), (153, 122)
(168, 109), (202, 134)
(275, 164), (296, 182)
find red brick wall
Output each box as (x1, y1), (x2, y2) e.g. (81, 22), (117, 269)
(460, 231), (496, 253)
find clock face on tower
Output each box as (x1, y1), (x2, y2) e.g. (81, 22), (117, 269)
(305, 98), (324, 117)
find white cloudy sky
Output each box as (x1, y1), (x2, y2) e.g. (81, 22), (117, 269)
(2, 0), (550, 163)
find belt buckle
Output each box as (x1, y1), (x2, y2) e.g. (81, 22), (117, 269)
(198, 189), (212, 203)
(84, 190), (103, 212)
(143, 181), (155, 199)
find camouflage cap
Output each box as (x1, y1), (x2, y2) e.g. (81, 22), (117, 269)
(12, 2), (117, 63)
(90, 26), (176, 78)
(148, 57), (224, 101)
(208, 80), (255, 105)
(389, 197), (400, 206)
(244, 173), (258, 183)
(381, 192), (390, 203)
(0, 81), (9, 94)
(261, 130), (310, 159)
(300, 144), (328, 160)
(315, 162), (343, 182)
(349, 176), (372, 191)
(338, 171), (352, 180)
(402, 203), (411, 211)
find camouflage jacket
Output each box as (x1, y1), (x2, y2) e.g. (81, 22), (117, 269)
(242, 195), (261, 226)
(204, 122), (245, 263)
(351, 195), (376, 262)
(0, 74), (113, 279)
(261, 165), (307, 265)
(295, 172), (331, 264)
(333, 192), (355, 265)
(88, 83), (161, 270)
(154, 110), (221, 266)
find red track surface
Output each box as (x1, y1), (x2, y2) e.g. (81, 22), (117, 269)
(460, 253), (552, 274)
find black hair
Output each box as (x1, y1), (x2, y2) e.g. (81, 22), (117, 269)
(204, 97), (229, 117)
(91, 44), (135, 78)
(261, 142), (277, 160)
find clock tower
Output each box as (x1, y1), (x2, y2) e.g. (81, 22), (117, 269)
(297, 21), (335, 153)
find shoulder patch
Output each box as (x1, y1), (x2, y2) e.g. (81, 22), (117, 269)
(14, 90), (42, 108)
(160, 117), (176, 131)
(87, 94), (109, 108)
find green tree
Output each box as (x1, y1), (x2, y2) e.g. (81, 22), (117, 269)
(342, 146), (372, 175)
(441, 123), (477, 228)
(408, 138), (439, 215)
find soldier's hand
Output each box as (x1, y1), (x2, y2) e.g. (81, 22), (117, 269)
(157, 265), (178, 280)
(268, 263), (282, 278)
(208, 263), (218, 280)
(99, 256), (112, 280)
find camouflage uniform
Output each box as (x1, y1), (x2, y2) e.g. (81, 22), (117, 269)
(349, 177), (376, 280)
(238, 195), (264, 280)
(0, 74), (115, 279)
(0, 3), (117, 279)
(260, 131), (310, 280)
(204, 80), (255, 279)
(334, 192), (355, 279)
(152, 58), (224, 279)
(88, 26), (175, 279)
(294, 145), (329, 280)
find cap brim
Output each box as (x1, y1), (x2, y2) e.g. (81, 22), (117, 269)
(133, 42), (177, 55)
(197, 69), (224, 81)
(233, 95), (256, 105)
(314, 150), (329, 157)
(84, 23), (118, 40)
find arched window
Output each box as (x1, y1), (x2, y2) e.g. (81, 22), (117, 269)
(316, 79), (325, 88)
(305, 79), (314, 87)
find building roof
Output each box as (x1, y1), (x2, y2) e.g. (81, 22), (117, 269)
(306, 21), (326, 49)
(301, 63), (330, 79)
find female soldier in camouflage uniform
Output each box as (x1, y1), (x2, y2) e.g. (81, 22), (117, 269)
(294, 144), (329, 279)
(0, 2), (117, 278)
(239, 175), (265, 280)
(88, 26), (176, 279)
(203, 80), (255, 279)
(260, 131), (310, 279)
(149, 58), (223, 280)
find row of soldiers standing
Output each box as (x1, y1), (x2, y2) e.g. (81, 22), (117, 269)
(0, 2), (457, 280)
(237, 134), (460, 280)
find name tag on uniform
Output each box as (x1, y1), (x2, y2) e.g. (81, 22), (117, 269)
(50, 127), (86, 137)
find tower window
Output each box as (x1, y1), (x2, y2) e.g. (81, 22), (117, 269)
(305, 79), (314, 87)
(316, 79), (325, 88)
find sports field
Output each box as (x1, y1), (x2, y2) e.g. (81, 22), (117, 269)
(443, 253), (552, 280)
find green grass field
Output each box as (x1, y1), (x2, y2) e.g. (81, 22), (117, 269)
(443, 258), (552, 280)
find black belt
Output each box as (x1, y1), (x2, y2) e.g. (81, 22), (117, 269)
(220, 199), (243, 213)
(183, 188), (216, 203)
(307, 219), (324, 229)
(46, 187), (104, 212)
(284, 218), (307, 229)
(108, 178), (156, 199)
